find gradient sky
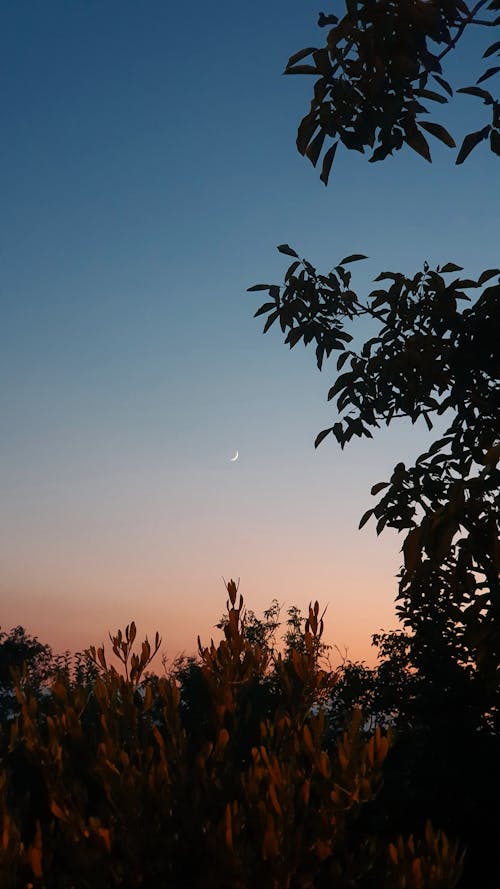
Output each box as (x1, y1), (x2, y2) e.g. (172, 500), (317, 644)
(1, 1), (498, 667)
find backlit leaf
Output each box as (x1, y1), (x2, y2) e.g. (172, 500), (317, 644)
(314, 427), (332, 448)
(359, 508), (374, 529)
(320, 141), (338, 185)
(419, 121), (456, 148)
(456, 127), (491, 164)
(477, 66), (500, 85)
(339, 253), (368, 264)
(277, 244), (299, 258)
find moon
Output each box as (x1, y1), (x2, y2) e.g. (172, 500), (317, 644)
(230, 451), (239, 462)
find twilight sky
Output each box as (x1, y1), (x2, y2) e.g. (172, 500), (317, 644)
(1, 1), (498, 666)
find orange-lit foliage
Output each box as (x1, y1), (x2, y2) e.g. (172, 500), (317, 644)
(0, 582), (463, 888)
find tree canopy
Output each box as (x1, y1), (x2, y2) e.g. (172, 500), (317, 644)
(251, 1), (499, 691)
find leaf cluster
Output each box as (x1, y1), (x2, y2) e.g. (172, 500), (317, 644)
(285, 0), (500, 182)
(251, 255), (500, 676)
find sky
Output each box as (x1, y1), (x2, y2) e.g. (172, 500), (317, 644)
(1, 1), (498, 667)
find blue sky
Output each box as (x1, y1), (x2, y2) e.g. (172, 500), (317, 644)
(1, 1), (498, 662)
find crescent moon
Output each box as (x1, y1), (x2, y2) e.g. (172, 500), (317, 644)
(230, 451), (239, 462)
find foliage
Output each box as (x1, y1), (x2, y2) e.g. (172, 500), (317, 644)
(285, 0), (500, 183)
(251, 252), (500, 683)
(0, 583), (463, 888)
(249, 11), (499, 883)
(0, 627), (98, 724)
(327, 624), (500, 888)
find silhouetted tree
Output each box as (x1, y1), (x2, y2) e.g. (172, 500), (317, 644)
(250, 5), (498, 885)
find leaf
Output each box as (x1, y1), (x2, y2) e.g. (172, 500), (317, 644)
(286, 64), (318, 75)
(359, 508), (374, 530)
(306, 130), (326, 167)
(336, 350), (352, 371)
(432, 74), (453, 97)
(403, 526), (423, 573)
(491, 128), (500, 156)
(254, 302), (278, 318)
(297, 112), (318, 155)
(440, 262), (463, 273)
(371, 481), (389, 496)
(456, 126), (491, 164)
(314, 427), (332, 448)
(419, 121), (456, 148)
(477, 66), (500, 85)
(277, 244), (299, 258)
(328, 372), (352, 400)
(319, 141), (338, 185)
(285, 260), (301, 279)
(405, 126), (431, 162)
(248, 284), (272, 292)
(483, 40), (500, 58)
(457, 86), (493, 103)
(478, 268), (500, 285)
(263, 310), (279, 333)
(414, 88), (448, 104)
(338, 253), (368, 264)
(287, 46), (317, 67)
(286, 327), (303, 348)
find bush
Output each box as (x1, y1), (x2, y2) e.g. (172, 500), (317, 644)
(0, 582), (462, 888)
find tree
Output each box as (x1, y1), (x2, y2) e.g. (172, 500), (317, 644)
(251, 0), (499, 694)
(250, 6), (499, 884)
(0, 626), (54, 720)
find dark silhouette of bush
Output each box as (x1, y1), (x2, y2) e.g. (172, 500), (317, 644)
(0, 582), (463, 888)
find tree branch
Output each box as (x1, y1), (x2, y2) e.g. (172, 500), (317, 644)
(437, 0), (491, 63)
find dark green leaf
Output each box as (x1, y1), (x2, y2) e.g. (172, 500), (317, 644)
(296, 113), (318, 155)
(456, 127), (491, 164)
(371, 482), (389, 496)
(432, 74), (453, 97)
(285, 261), (301, 280)
(248, 284), (272, 292)
(338, 253), (368, 265)
(419, 121), (456, 148)
(263, 310), (279, 333)
(336, 351), (352, 371)
(483, 40), (500, 58)
(491, 129), (500, 156)
(328, 372), (352, 400)
(287, 46), (317, 67)
(254, 302), (277, 318)
(286, 328), (303, 348)
(457, 86), (493, 104)
(314, 427), (332, 448)
(414, 89), (448, 104)
(277, 244), (299, 258)
(440, 263), (463, 273)
(405, 127), (431, 162)
(319, 141), (338, 186)
(403, 527), (423, 573)
(477, 66), (500, 85)
(478, 268), (500, 285)
(358, 508), (374, 530)
(306, 130), (326, 167)
(286, 65), (318, 75)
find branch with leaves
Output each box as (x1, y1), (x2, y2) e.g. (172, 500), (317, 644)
(286, 0), (500, 182)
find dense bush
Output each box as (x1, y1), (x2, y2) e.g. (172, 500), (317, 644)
(0, 582), (462, 888)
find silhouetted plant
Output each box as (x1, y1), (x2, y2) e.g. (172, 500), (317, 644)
(0, 582), (463, 888)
